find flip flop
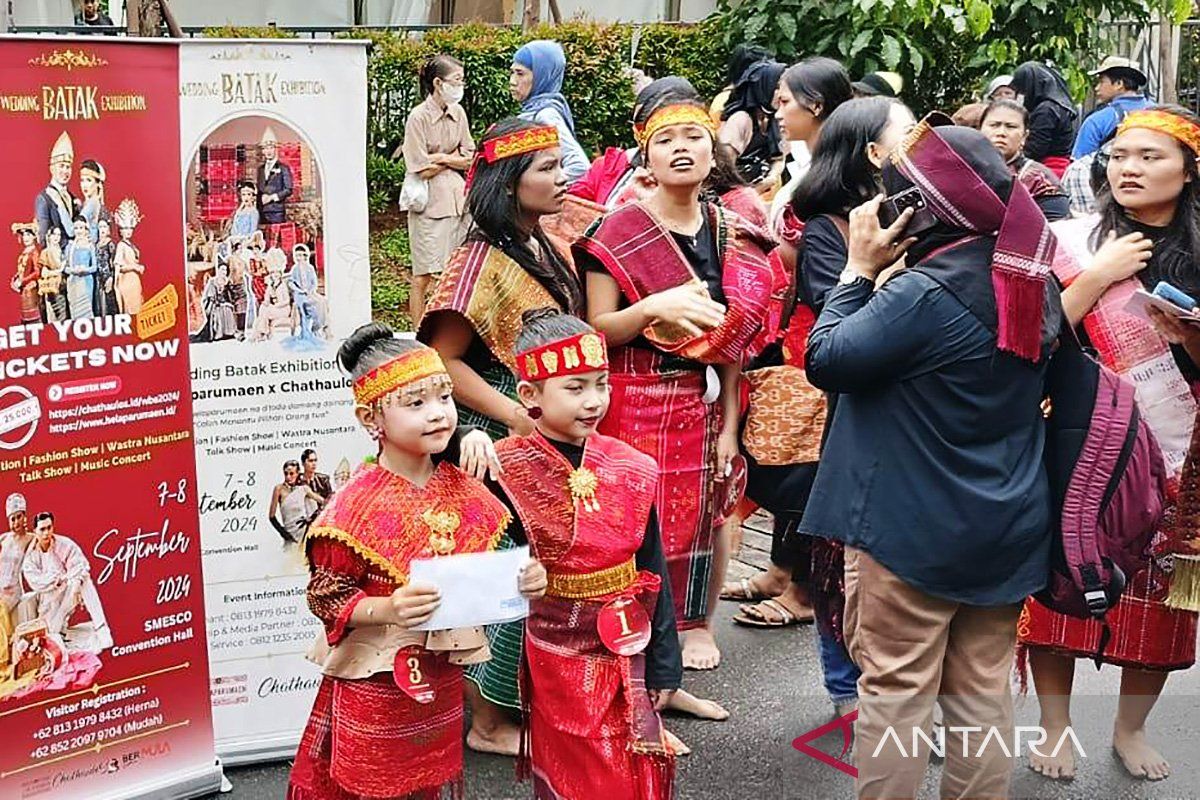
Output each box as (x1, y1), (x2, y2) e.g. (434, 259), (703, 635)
(719, 576), (775, 602)
(732, 598), (814, 628)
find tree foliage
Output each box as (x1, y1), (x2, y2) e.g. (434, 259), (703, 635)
(717, 0), (1190, 114)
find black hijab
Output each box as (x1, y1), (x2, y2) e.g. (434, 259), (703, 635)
(726, 44), (772, 88)
(1012, 62), (1075, 114)
(722, 60), (786, 121)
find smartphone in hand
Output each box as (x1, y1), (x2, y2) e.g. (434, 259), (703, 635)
(877, 187), (939, 238)
(1152, 281), (1198, 312)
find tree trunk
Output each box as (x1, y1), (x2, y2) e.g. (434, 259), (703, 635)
(126, 0), (182, 37)
(522, 0), (539, 30)
(548, 0), (562, 24)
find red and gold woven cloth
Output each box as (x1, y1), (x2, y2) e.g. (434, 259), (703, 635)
(635, 102), (717, 148)
(305, 462), (510, 585)
(495, 432), (673, 799)
(465, 124), (559, 190)
(575, 201), (775, 366)
(352, 348), (447, 406)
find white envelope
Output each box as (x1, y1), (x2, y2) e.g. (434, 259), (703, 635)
(409, 546), (530, 631)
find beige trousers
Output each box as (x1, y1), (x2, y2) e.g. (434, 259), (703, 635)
(844, 547), (1022, 800)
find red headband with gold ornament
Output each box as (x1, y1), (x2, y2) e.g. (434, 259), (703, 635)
(353, 348), (448, 406)
(516, 331), (608, 382)
(464, 124), (560, 191)
(636, 103), (718, 148)
(1117, 109), (1200, 155)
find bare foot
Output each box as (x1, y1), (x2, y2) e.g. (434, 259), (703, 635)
(1113, 727), (1170, 780)
(666, 689), (729, 721)
(466, 723), (521, 757)
(663, 727), (691, 756)
(1028, 724), (1076, 781)
(682, 628), (721, 670)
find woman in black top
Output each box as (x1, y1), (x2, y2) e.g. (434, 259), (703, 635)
(1012, 61), (1077, 175)
(719, 59), (786, 186)
(736, 97), (915, 717)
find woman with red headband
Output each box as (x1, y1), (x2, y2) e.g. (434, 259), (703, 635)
(419, 116), (582, 757)
(1021, 105), (1200, 784)
(577, 97), (776, 711)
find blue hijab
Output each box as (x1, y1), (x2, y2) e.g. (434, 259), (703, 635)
(514, 40), (575, 133)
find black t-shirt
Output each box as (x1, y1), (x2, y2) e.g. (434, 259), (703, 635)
(669, 212), (725, 304)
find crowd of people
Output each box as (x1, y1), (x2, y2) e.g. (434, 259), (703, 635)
(286, 39), (1200, 800)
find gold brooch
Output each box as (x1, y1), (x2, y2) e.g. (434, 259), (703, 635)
(422, 509), (461, 555)
(568, 467), (600, 513)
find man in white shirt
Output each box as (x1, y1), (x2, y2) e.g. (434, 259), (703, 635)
(21, 511), (112, 652)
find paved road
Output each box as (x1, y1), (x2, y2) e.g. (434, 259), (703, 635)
(205, 520), (1200, 799)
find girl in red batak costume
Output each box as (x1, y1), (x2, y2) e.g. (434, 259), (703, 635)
(492, 308), (682, 800)
(286, 322), (548, 800)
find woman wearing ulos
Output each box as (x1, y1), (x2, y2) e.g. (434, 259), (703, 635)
(419, 117), (582, 756)
(735, 98), (917, 720)
(287, 323), (547, 800)
(1020, 105), (1200, 784)
(978, 98), (1071, 221)
(493, 309), (681, 798)
(578, 98), (776, 711)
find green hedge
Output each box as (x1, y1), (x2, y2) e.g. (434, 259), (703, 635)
(211, 20), (729, 213)
(340, 20), (729, 210)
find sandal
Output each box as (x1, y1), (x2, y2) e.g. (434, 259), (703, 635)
(719, 575), (777, 602)
(732, 598), (815, 628)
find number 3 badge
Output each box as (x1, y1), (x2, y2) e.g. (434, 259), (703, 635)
(596, 597), (652, 656)
(394, 647), (436, 703)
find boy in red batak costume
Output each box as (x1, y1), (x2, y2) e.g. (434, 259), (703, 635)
(287, 323), (547, 800)
(492, 308), (682, 800)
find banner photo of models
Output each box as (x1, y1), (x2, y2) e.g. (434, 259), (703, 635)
(178, 40), (373, 764)
(0, 39), (221, 800)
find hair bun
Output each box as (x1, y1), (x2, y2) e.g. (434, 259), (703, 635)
(338, 322), (395, 373)
(520, 307), (561, 327)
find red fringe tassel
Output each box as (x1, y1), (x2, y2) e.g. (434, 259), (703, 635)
(993, 269), (1045, 362)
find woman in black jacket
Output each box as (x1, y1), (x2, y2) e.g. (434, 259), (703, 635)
(1012, 61), (1077, 177)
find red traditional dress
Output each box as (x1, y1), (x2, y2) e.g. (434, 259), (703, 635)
(575, 200), (776, 628)
(14, 242), (42, 323)
(1018, 213), (1199, 671)
(496, 430), (679, 800)
(287, 462), (510, 800)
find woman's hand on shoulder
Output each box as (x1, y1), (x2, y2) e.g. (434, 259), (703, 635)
(388, 582), (441, 629)
(459, 429), (502, 481)
(517, 558), (547, 599)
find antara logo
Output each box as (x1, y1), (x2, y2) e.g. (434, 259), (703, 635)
(792, 709), (859, 778)
(792, 710), (1087, 779)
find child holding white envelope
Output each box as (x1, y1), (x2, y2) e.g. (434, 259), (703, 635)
(288, 323), (547, 800)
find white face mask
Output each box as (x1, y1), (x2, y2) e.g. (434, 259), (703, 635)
(441, 83), (464, 106)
